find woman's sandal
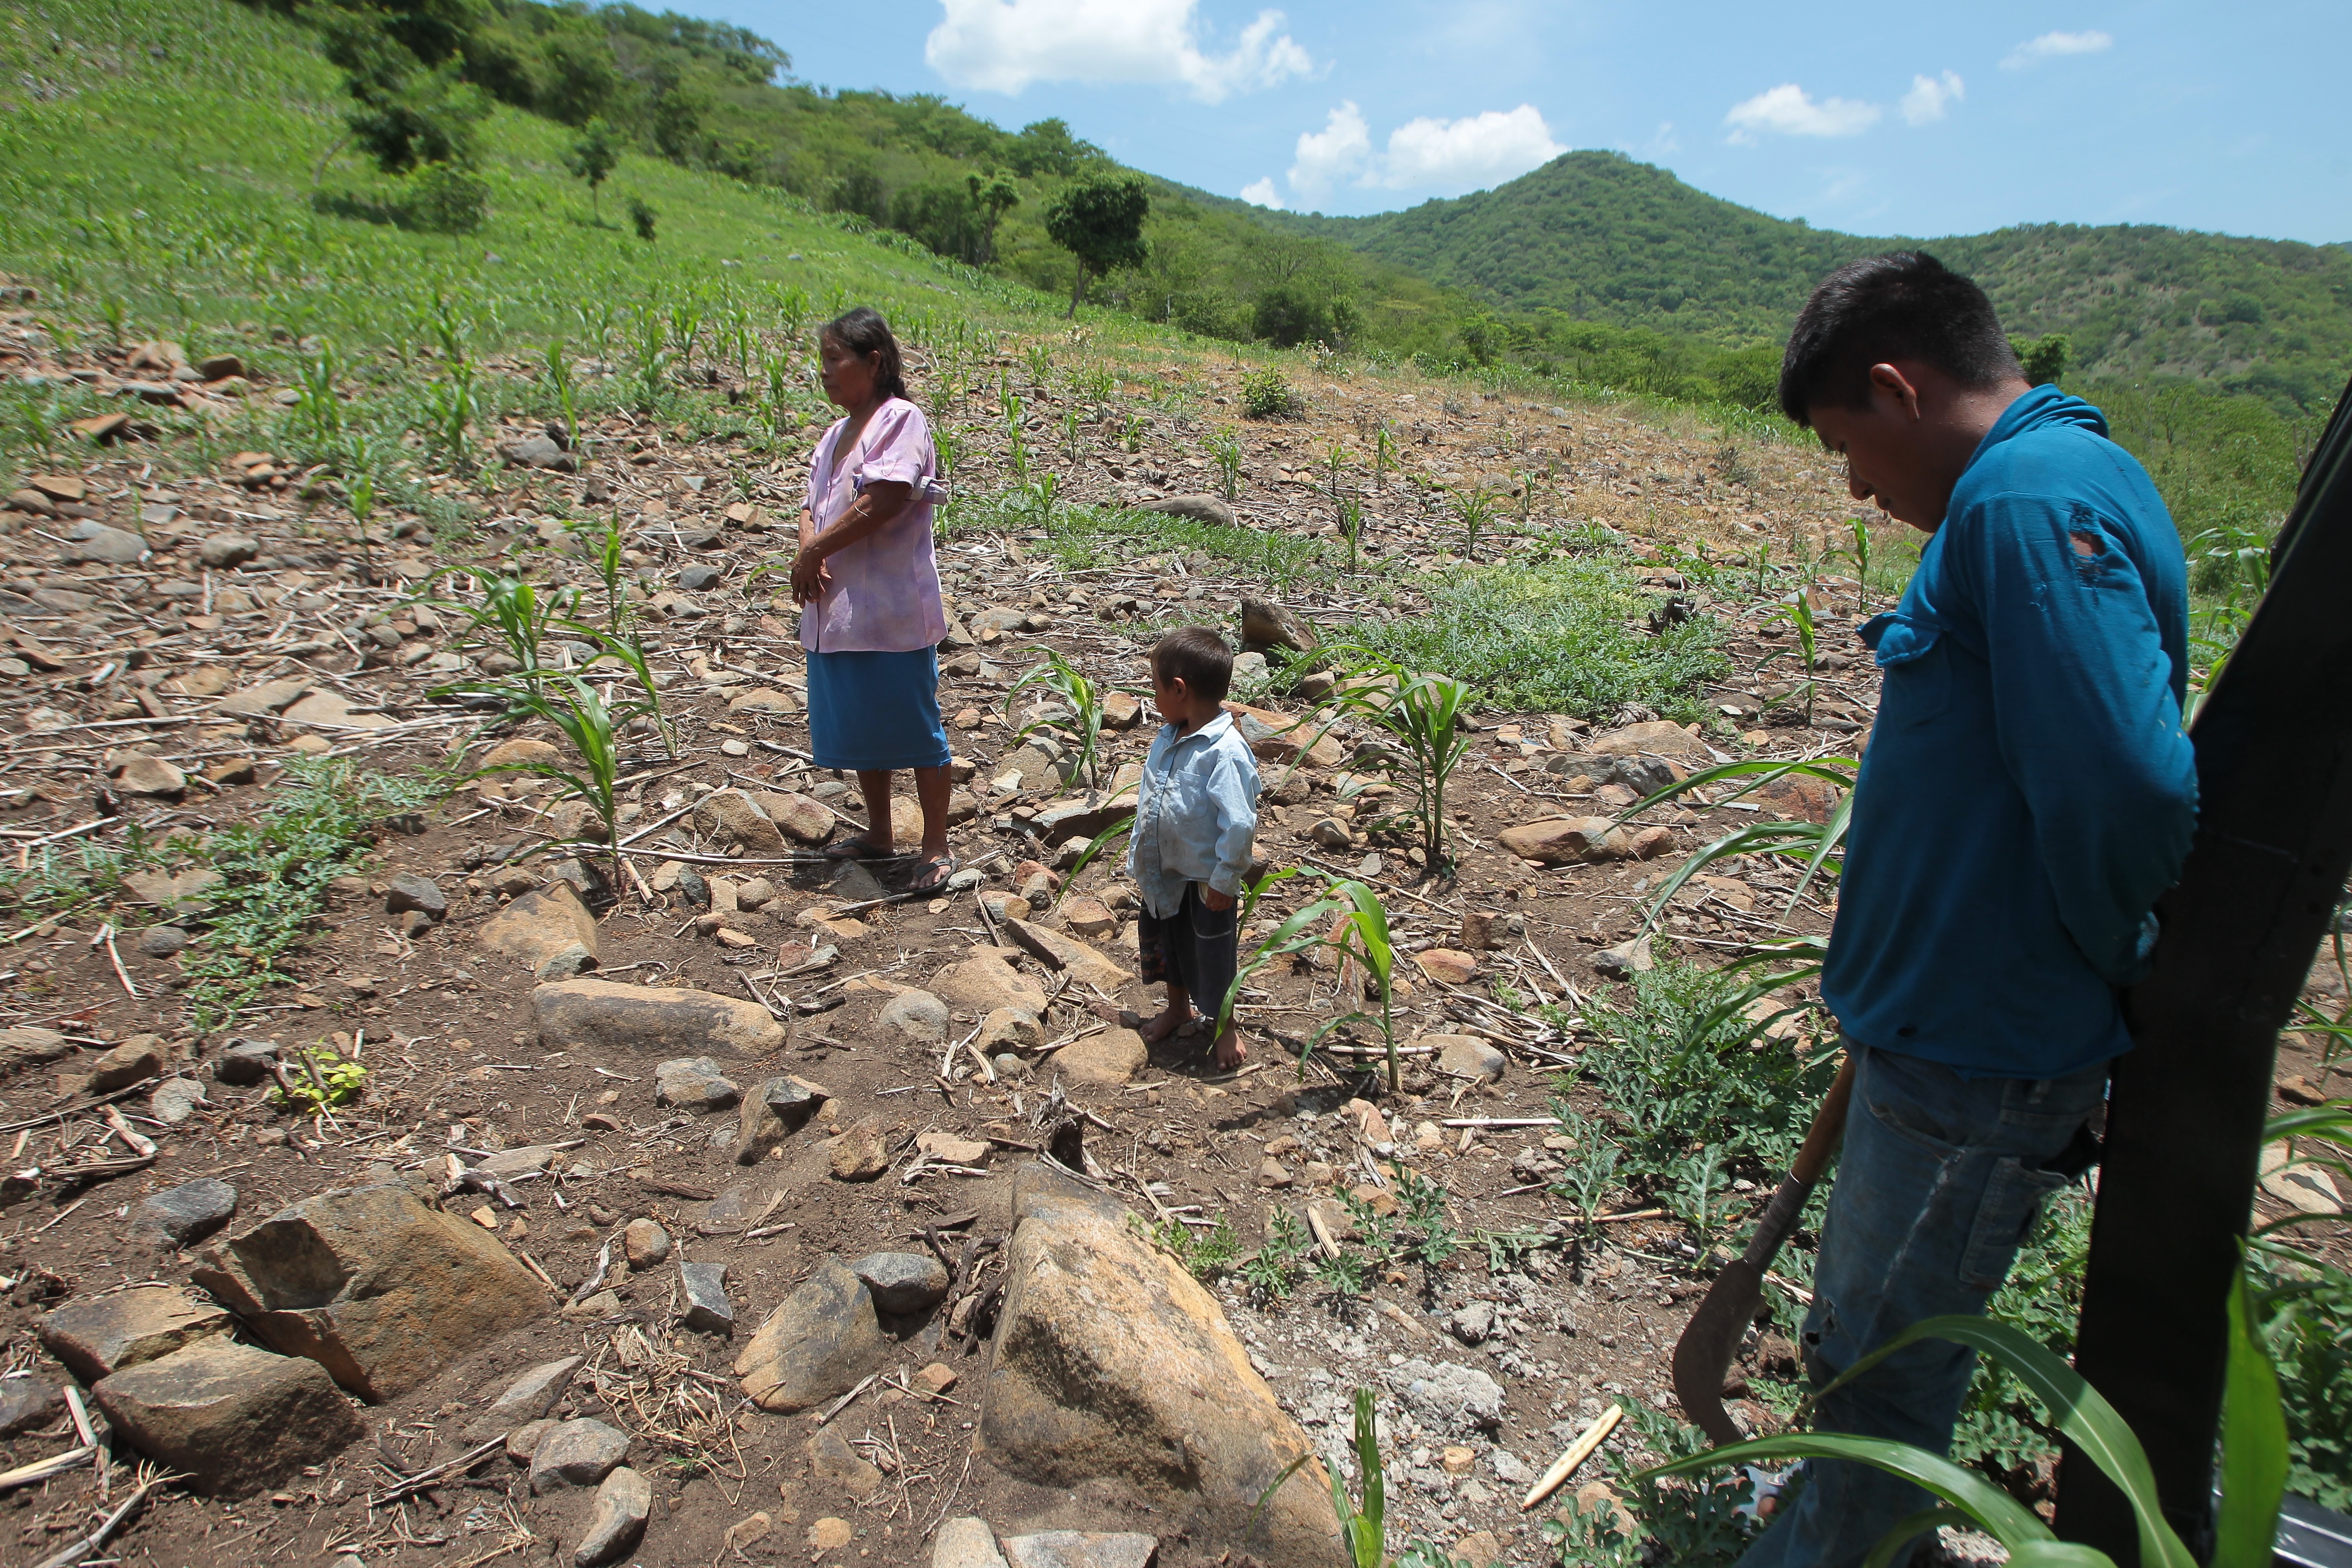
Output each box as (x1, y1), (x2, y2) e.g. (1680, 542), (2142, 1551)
(906, 855), (956, 896)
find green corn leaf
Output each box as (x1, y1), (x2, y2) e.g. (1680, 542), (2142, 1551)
(1640, 1432), (2052, 1547)
(1808, 1315), (2194, 1568)
(1864, 1507), (1972, 1568)
(2212, 1268), (2289, 1567)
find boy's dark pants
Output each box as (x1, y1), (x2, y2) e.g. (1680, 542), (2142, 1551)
(1134, 883), (1239, 1024)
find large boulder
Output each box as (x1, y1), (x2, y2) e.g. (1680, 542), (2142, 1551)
(733, 1255), (890, 1413)
(481, 882), (601, 980)
(190, 1182), (545, 1402)
(535, 978), (785, 1057)
(1495, 816), (1633, 867)
(92, 1338), (365, 1495)
(980, 1180), (1342, 1568)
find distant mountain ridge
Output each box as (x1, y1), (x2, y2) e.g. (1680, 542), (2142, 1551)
(1263, 151), (2352, 409)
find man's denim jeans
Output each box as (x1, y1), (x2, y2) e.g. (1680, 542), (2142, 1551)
(1735, 1044), (2107, 1568)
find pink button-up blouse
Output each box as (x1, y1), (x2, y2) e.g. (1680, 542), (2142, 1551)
(798, 398), (947, 654)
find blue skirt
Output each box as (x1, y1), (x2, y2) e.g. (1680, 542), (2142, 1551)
(807, 649), (953, 772)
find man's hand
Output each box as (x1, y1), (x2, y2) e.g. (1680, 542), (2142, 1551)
(789, 545), (830, 606)
(1201, 886), (1236, 911)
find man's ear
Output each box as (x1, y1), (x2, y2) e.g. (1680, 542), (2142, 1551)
(1868, 362), (1923, 422)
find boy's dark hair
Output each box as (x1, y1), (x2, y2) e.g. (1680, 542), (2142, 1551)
(1778, 251), (2022, 426)
(819, 306), (909, 403)
(1152, 626), (1234, 703)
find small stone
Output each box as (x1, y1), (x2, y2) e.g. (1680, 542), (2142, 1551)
(138, 925), (189, 958)
(132, 1177), (237, 1251)
(384, 873), (446, 918)
(112, 754), (186, 798)
(1062, 897), (1116, 939)
(624, 1218), (672, 1269)
(149, 1078), (209, 1125)
(91, 1338), (364, 1496)
(1257, 1158), (1293, 1188)
(465, 1356), (583, 1441)
(654, 1056), (741, 1113)
(529, 1417), (631, 1494)
(829, 1121), (891, 1181)
(933, 1518), (1008, 1568)
(499, 434), (577, 473)
(1440, 1445), (1476, 1475)
(809, 1518), (855, 1552)
(212, 1039), (281, 1085)
(1429, 1034), (1507, 1083)
(1592, 937), (1654, 980)
(876, 988), (951, 1045)
(1448, 1302), (1494, 1346)
(508, 1418), (556, 1461)
(850, 1251), (951, 1315)
(679, 563), (723, 592)
(484, 883), (602, 981)
(914, 1362), (959, 1396)
(39, 1288), (229, 1383)
(572, 1466), (651, 1567)
(999, 1531), (1160, 1568)
(733, 1257), (889, 1414)
(0, 1376), (64, 1438)
(67, 525), (149, 564)
(916, 1130), (991, 1167)
(1413, 949), (1481, 985)
(680, 1261), (735, 1334)
(1451, 1530), (1504, 1568)
(198, 533), (261, 569)
(1388, 1358), (1507, 1433)
(808, 1424), (884, 1497)
(535, 977), (785, 1057)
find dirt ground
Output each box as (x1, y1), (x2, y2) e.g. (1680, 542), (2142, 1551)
(0, 333), (2344, 1568)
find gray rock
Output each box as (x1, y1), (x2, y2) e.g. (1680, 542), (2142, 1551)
(138, 925), (189, 958)
(500, 434), (577, 473)
(875, 988), (951, 1046)
(65, 524), (149, 564)
(197, 533), (261, 569)
(1433, 1035), (1507, 1083)
(1000, 1532), (1160, 1568)
(384, 872), (446, 918)
(732, 1255), (888, 1414)
(732, 1073), (832, 1165)
(1387, 1359), (1506, 1433)
(934, 1518), (1010, 1568)
(0, 1375), (64, 1438)
(84, 1038), (164, 1092)
(483, 883), (601, 981)
(507, 1418), (555, 1461)
(1490, 1449), (1534, 1485)
(654, 1055), (740, 1113)
(535, 978), (784, 1058)
(809, 1423), (885, 1497)
(1138, 494), (1235, 528)
(133, 1178), (237, 1251)
(93, 1337), (365, 1495)
(149, 1078), (210, 1126)
(993, 1053), (1031, 1080)
(1447, 1301), (1494, 1347)
(191, 1182), (546, 1402)
(464, 1355), (583, 1441)
(678, 563), (723, 592)
(529, 1417), (630, 1494)
(1592, 937), (1654, 980)
(39, 1290), (231, 1382)
(851, 1251), (951, 1315)
(623, 1218), (671, 1269)
(679, 1261), (734, 1334)
(572, 1465), (651, 1568)
(213, 1038), (280, 1084)
(826, 857), (889, 905)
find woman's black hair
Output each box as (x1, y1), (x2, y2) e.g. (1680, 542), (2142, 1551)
(819, 306), (908, 403)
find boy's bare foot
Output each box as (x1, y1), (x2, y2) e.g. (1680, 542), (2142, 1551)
(1138, 1003), (1191, 1045)
(1212, 1028), (1248, 1070)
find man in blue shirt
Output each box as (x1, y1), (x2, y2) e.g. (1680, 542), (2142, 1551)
(1738, 253), (2199, 1567)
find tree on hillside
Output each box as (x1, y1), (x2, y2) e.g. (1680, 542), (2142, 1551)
(314, 3), (487, 174)
(969, 172), (1020, 264)
(1044, 174), (1150, 318)
(564, 117), (619, 223)
(1009, 118), (1102, 178)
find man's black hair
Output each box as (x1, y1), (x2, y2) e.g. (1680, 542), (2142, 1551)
(1778, 251), (2022, 426)
(819, 306), (909, 403)
(1152, 626), (1234, 703)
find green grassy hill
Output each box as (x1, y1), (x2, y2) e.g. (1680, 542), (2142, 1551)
(1269, 151), (2352, 412)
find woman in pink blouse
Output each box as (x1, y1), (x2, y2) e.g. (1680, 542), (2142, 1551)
(790, 308), (954, 894)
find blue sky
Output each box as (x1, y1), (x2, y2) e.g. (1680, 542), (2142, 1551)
(712, 0), (2351, 245)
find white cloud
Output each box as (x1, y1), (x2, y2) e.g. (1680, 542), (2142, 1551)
(1723, 83), (1881, 143)
(1239, 177), (1286, 209)
(1900, 70), (1964, 125)
(1283, 99), (1563, 203)
(925, 0), (1312, 102)
(1381, 105), (1566, 190)
(2002, 30), (2114, 69)
(1287, 100), (1372, 199)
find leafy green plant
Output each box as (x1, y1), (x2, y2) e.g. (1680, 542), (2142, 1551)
(1240, 367), (1303, 420)
(543, 338), (578, 453)
(1004, 650), (1105, 789)
(1315, 652), (1477, 870)
(1261, 1389), (1388, 1568)
(1242, 1208), (1312, 1303)
(1372, 426), (1398, 491)
(1221, 869), (1402, 1088)
(1624, 757), (1860, 937)
(1209, 427), (1244, 500)
(449, 673), (626, 870)
(1835, 517), (1875, 610)
(1449, 483), (1501, 562)
(1393, 1167), (1460, 1269)
(1758, 594), (1821, 725)
(627, 195), (657, 241)
(273, 1047), (366, 1113)
(1336, 491), (1366, 570)
(293, 342), (344, 444)
(1140, 1213), (1241, 1280)
(1122, 412), (1145, 452)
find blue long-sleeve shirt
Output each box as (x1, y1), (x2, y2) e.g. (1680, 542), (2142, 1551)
(1125, 710), (1260, 919)
(1822, 385), (2199, 1079)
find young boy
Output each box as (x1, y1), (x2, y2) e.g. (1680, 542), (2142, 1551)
(1126, 627), (1261, 1069)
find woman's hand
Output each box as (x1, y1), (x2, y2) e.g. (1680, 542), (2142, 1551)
(790, 543), (831, 605)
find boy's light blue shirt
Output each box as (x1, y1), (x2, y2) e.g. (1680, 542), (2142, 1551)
(1125, 709), (1261, 919)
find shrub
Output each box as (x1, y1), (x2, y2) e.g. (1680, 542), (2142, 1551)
(627, 196), (657, 241)
(394, 162), (489, 233)
(1240, 367), (1303, 419)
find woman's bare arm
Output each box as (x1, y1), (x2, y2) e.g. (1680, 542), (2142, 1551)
(791, 481), (913, 605)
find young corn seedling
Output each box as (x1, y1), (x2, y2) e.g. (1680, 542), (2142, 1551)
(1257, 1389), (1389, 1568)
(1449, 483), (1501, 562)
(1220, 869), (1402, 1089)
(1758, 592), (1822, 725)
(1323, 444), (1350, 507)
(1316, 651), (1478, 872)
(1209, 428), (1243, 501)
(1617, 755), (1860, 942)
(1122, 412), (1145, 453)
(1004, 649), (1104, 790)
(667, 299), (705, 377)
(294, 343), (343, 445)
(1372, 426), (1398, 491)
(544, 339), (578, 454)
(1836, 515), (1874, 611)
(1025, 341), (1053, 386)
(1061, 407), (1082, 457)
(452, 674), (628, 877)
(1336, 492), (1366, 571)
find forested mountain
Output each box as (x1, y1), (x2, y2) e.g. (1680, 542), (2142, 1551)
(1266, 151), (2352, 412)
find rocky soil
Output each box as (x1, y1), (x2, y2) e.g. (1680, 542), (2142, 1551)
(0, 324), (2344, 1568)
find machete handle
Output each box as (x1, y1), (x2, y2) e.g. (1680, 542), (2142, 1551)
(1791, 1052), (1857, 1185)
